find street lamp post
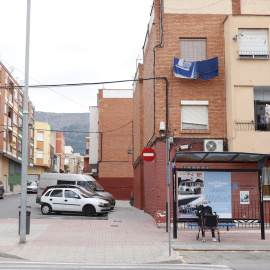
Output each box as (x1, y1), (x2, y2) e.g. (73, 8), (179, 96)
(20, 0), (31, 243)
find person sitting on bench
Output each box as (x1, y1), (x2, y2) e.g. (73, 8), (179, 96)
(196, 199), (217, 242)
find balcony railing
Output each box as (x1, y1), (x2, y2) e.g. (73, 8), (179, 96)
(235, 122), (270, 131)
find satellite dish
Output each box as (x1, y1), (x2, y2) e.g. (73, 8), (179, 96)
(205, 140), (217, 151)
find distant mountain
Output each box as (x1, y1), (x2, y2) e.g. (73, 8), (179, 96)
(35, 112), (89, 156)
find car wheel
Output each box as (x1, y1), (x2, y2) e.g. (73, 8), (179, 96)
(41, 204), (52, 215)
(84, 205), (96, 216)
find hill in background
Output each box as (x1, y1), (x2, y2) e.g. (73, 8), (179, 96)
(35, 111), (89, 156)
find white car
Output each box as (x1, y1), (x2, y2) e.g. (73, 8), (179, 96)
(40, 187), (111, 216)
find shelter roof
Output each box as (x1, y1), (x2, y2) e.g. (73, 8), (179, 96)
(173, 152), (269, 164)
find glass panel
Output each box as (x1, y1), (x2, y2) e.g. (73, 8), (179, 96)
(174, 153), (207, 162)
(203, 153), (237, 162)
(232, 154), (267, 162)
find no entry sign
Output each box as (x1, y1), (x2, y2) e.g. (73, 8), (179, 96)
(141, 148), (156, 162)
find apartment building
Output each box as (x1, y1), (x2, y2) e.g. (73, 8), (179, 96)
(0, 61), (35, 193)
(133, 0), (270, 224)
(28, 122), (66, 179)
(51, 131), (65, 173)
(89, 89), (134, 200)
(83, 137), (90, 174)
(64, 146), (83, 174)
(27, 121), (51, 177)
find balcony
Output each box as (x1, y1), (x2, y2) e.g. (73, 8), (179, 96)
(235, 122), (270, 131)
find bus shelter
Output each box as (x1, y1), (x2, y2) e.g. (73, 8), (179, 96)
(172, 151), (269, 240)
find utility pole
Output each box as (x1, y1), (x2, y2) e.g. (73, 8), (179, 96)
(20, 0), (31, 243)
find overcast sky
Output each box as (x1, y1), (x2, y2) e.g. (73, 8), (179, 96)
(0, 0), (153, 113)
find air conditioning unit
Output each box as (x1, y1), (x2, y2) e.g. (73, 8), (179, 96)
(204, 139), (223, 152)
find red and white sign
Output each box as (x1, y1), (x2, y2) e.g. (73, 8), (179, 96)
(141, 148), (156, 162)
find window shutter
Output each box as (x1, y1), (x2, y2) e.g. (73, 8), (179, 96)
(181, 105), (208, 129)
(239, 29), (269, 58)
(37, 132), (44, 141)
(180, 39), (207, 61)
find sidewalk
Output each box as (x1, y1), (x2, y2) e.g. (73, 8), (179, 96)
(0, 200), (269, 264)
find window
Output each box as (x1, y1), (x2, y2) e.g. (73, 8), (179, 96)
(181, 101), (209, 130)
(65, 190), (79, 199)
(18, 139), (22, 152)
(19, 117), (23, 128)
(13, 112), (18, 126)
(50, 189), (63, 197)
(3, 130), (6, 140)
(37, 132), (44, 141)
(263, 166), (270, 200)
(254, 87), (270, 131)
(180, 38), (207, 61)
(14, 88), (18, 101)
(4, 104), (7, 115)
(239, 29), (269, 59)
(36, 150), (43, 159)
(19, 94), (23, 107)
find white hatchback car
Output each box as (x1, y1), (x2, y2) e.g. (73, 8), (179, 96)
(40, 187), (111, 216)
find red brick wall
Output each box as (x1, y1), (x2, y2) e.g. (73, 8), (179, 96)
(153, 13), (227, 140)
(231, 172), (260, 219)
(137, 9), (228, 222)
(56, 132), (65, 172)
(98, 89), (134, 198)
(98, 177), (133, 200)
(133, 162), (144, 210)
(232, 0), (241, 14)
(133, 64), (144, 159)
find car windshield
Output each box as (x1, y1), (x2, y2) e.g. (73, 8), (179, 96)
(87, 181), (105, 191)
(76, 189), (94, 198)
(78, 186), (99, 196)
(27, 182), (37, 186)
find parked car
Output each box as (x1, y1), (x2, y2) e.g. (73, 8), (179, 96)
(27, 181), (38, 193)
(40, 187), (111, 216)
(36, 173), (115, 209)
(41, 184), (114, 209)
(0, 181), (5, 199)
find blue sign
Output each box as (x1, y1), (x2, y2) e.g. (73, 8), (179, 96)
(204, 172), (232, 218)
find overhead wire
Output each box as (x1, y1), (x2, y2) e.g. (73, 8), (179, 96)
(0, 58), (88, 109)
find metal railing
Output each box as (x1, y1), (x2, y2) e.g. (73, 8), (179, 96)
(176, 200), (270, 229)
(235, 122), (270, 132)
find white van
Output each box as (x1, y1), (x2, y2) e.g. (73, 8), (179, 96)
(36, 173), (115, 207)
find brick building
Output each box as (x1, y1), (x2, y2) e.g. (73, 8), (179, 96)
(90, 89), (134, 200)
(133, 0), (270, 224)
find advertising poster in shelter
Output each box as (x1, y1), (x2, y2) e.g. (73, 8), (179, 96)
(204, 172), (232, 218)
(177, 171), (205, 218)
(177, 171), (232, 218)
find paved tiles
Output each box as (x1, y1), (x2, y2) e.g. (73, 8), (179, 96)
(0, 200), (269, 264)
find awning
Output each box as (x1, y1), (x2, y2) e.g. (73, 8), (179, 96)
(173, 151), (269, 164)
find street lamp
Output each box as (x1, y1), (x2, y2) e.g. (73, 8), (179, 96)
(19, 0), (31, 244)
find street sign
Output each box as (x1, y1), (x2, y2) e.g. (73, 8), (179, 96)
(10, 141), (16, 148)
(141, 148), (156, 162)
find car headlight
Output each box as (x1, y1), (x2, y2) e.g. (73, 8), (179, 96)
(98, 202), (107, 207)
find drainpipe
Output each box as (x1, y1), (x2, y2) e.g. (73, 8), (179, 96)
(148, 0), (164, 147)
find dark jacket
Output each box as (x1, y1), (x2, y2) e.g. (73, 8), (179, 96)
(196, 205), (213, 217)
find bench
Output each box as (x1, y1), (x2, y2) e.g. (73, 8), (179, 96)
(187, 223), (236, 231)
